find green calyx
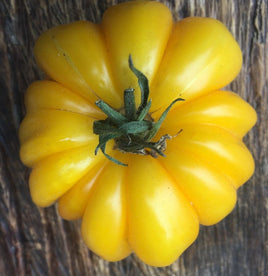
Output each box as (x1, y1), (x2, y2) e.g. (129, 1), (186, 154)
(93, 55), (184, 166)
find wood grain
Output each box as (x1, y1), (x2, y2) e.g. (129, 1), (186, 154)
(0, 0), (267, 275)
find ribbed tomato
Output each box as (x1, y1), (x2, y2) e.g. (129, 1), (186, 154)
(19, 0), (256, 267)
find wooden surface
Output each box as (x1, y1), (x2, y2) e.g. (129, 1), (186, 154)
(0, 0), (267, 275)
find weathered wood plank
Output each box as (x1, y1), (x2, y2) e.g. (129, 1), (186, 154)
(0, 0), (267, 275)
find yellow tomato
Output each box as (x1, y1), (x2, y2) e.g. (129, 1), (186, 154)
(19, 0), (256, 267)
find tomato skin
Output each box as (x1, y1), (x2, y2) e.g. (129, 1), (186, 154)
(101, 0), (173, 106)
(126, 155), (199, 266)
(150, 17), (243, 111)
(19, 0), (257, 267)
(81, 158), (131, 261)
(34, 21), (122, 108)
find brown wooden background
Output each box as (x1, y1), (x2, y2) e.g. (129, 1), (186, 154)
(0, 0), (267, 275)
